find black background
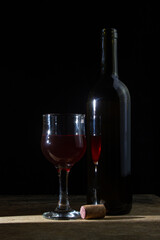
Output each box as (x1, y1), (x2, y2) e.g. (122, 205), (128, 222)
(0, 1), (160, 196)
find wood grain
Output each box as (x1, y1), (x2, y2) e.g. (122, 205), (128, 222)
(0, 195), (160, 239)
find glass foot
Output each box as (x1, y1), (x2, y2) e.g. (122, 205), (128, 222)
(43, 209), (80, 220)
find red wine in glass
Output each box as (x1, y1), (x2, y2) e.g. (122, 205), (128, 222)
(41, 134), (86, 170)
(91, 135), (101, 165)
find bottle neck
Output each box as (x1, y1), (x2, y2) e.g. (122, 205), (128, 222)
(100, 28), (118, 78)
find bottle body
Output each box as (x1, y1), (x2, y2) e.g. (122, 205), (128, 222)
(87, 75), (132, 214)
(86, 29), (132, 214)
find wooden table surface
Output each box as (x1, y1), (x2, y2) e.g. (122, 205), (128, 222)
(0, 194), (160, 240)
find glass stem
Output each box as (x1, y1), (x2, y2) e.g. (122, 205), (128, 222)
(56, 168), (71, 211)
(93, 164), (98, 205)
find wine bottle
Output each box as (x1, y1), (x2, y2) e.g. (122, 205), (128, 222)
(86, 28), (132, 214)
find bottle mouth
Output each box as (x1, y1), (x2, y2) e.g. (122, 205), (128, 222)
(102, 28), (118, 39)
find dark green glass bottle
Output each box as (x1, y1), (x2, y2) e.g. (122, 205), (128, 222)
(86, 28), (132, 214)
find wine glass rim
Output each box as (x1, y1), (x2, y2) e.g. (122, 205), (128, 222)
(42, 113), (85, 117)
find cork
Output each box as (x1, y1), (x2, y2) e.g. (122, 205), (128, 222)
(80, 204), (106, 219)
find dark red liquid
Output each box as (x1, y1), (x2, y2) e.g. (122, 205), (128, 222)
(41, 135), (86, 169)
(91, 136), (101, 164)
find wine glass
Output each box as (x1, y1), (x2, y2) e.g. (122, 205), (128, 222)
(90, 115), (101, 205)
(41, 113), (86, 220)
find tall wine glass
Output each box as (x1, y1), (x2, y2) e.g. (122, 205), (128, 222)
(41, 113), (86, 220)
(90, 115), (101, 205)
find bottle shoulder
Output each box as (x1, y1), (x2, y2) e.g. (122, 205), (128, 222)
(114, 78), (131, 101)
(88, 75), (130, 102)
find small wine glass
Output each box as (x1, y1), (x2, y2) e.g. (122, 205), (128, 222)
(90, 115), (101, 205)
(41, 113), (86, 220)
